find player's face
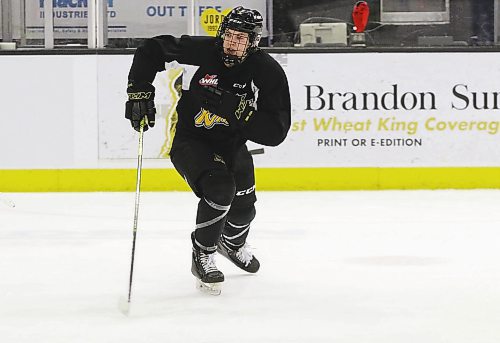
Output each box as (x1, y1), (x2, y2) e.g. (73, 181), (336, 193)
(223, 29), (250, 59)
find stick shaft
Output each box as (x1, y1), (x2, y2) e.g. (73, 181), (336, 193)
(127, 124), (145, 304)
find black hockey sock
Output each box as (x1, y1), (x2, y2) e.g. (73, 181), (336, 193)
(194, 196), (231, 251)
(222, 205), (256, 249)
(192, 169), (236, 251)
(222, 221), (250, 249)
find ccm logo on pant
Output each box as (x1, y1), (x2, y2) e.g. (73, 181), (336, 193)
(236, 185), (255, 196)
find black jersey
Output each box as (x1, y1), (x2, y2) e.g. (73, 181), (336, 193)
(128, 35), (291, 154)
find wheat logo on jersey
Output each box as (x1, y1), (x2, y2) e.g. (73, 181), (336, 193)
(194, 109), (229, 129)
(199, 74), (219, 86)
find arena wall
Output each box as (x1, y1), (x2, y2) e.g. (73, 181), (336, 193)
(1, 53), (499, 191)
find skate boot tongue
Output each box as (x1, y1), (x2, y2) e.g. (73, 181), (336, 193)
(201, 251), (219, 273)
(235, 244), (253, 267)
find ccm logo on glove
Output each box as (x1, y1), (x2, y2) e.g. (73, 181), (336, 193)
(128, 92), (153, 100)
(125, 81), (156, 132)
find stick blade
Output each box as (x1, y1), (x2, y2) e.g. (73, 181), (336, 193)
(118, 297), (131, 316)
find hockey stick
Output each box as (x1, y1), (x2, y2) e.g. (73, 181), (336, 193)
(120, 120), (145, 316)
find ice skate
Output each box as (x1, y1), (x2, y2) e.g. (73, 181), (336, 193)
(217, 237), (260, 273)
(192, 248), (224, 296)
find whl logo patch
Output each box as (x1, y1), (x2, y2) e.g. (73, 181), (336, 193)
(199, 74), (219, 86)
(194, 109), (228, 129)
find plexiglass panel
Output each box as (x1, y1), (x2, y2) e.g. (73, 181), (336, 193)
(1, 0), (498, 49)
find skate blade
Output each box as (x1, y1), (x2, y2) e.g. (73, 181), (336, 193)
(195, 279), (222, 296)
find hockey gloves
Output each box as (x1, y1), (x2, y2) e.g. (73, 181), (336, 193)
(125, 81), (156, 132)
(200, 85), (255, 128)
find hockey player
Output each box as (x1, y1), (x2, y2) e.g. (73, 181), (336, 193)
(125, 6), (291, 294)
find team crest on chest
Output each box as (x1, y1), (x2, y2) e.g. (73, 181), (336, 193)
(194, 109), (229, 129)
(199, 74), (219, 86)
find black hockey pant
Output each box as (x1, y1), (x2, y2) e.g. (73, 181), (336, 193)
(170, 137), (256, 253)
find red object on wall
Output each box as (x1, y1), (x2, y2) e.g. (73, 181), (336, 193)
(352, 1), (370, 33)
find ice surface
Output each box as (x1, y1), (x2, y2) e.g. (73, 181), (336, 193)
(1, 190), (500, 343)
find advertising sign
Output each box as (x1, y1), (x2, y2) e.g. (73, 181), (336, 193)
(17, 0), (267, 39)
(98, 52), (500, 168)
(282, 53), (500, 167)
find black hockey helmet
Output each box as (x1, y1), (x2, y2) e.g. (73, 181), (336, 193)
(216, 6), (263, 65)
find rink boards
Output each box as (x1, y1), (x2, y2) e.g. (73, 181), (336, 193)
(1, 167), (500, 191)
(0, 52), (499, 191)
